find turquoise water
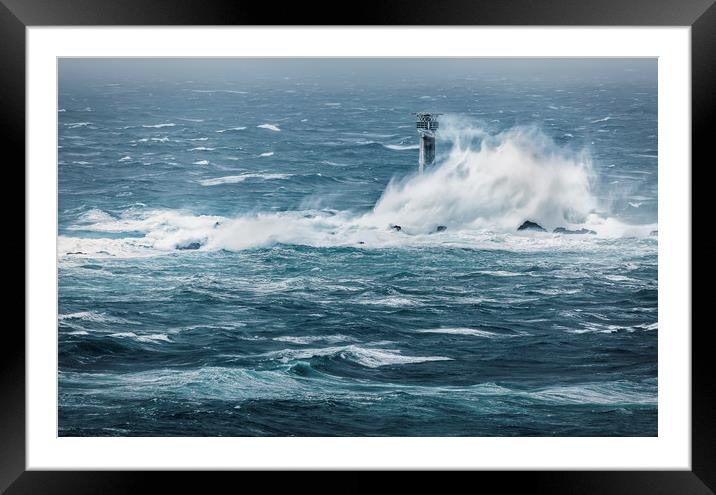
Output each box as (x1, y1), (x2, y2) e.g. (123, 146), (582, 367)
(58, 59), (657, 436)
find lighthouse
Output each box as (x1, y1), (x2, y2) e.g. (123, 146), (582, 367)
(416, 112), (440, 173)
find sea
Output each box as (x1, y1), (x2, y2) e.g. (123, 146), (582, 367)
(58, 59), (658, 436)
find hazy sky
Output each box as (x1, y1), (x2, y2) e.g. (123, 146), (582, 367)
(59, 58), (656, 88)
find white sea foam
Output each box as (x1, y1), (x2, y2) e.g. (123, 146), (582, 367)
(367, 121), (600, 233)
(357, 296), (421, 307)
(60, 120), (656, 258)
(59, 311), (109, 323)
(257, 123), (281, 132)
(567, 321), (657, 334)
(590, 116), (612, 123)
(417, 328), (513, 338)
(384, 143), (420, 151)
(266, 345), (452, 368)
(199, 173), (290, 186)
(193, 160), (210, 165)
(58, 311), (139, 325)
(476, 270), (522, 277)
(142, 123), (176, 128)
(527, 381), (656, 405)
(110, 332), (171, 343)
(65, 122), (92, 128)
(216, 127), (247, 133)
(118, 156), (132, 162)
(259, 151), (275, 157)
(273, 335), (350, 345)
(188, 147), (215, 151)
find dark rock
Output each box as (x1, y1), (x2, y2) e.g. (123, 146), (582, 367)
(358, 241), (365, 245)
(66, 251), (86, 255)
(390, 224), (402, 232)
(214, 221), (221, 228)
(435, 225), (447, 233)
(176, 241), (202, 250)
(517, 220), (546, 232)
(650, 230), (658, 236)
(553, 227), (597, 235)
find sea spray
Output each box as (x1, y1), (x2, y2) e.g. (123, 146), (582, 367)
(368, 123), (598, 232)
(60, 121), (654, 257)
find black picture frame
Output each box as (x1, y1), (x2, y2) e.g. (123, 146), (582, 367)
(4, 0), (714, 491)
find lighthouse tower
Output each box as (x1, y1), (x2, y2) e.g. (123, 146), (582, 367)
(415, 112), (440, 173)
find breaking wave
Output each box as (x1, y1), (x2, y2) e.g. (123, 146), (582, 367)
(199, 173), (291, 186)
(417, 328), (527, 338)
(142, 123), (176, 128)
(257, 123), (281, 132)
(59, 120), (656, 258)
(59, 365), (655, 407)
(263, 345), (452, 368)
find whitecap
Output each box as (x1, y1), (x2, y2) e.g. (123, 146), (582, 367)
(417, 328), (512, 338)
(476, 270), (522, 277)
(109, 332), (171, 343)
(357, 296), (420, 307)
(259, 151), (274, 157)
(527, 381), (656, 405)
(142, 123), (176, 128)
(193, 160), (210, 165)
(257, 123), (281, 132)
(216, 127), (247, 133)
(59, 311), (109, 323)
(59, 311), (140, 325)
(383, 143), (419, 151)
(266, 345), (452, 368)
(199, 173), (290, 186)
(273, 335), (350, 345)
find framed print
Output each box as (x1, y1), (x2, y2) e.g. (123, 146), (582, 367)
(5, 0), (715, 491)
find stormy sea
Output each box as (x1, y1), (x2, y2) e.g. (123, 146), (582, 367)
(58, 59), (657, 436)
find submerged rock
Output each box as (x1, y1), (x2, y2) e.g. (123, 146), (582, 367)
(389, 224), (402, 232)
(553, 227), (597, 235)
(517, 220), (546, 232)
(176, 241), (202, 250)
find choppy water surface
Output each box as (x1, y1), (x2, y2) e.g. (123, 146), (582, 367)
(58, 59), (657, 436)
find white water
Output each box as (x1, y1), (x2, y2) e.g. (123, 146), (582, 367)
(59, 122), (656, 258)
